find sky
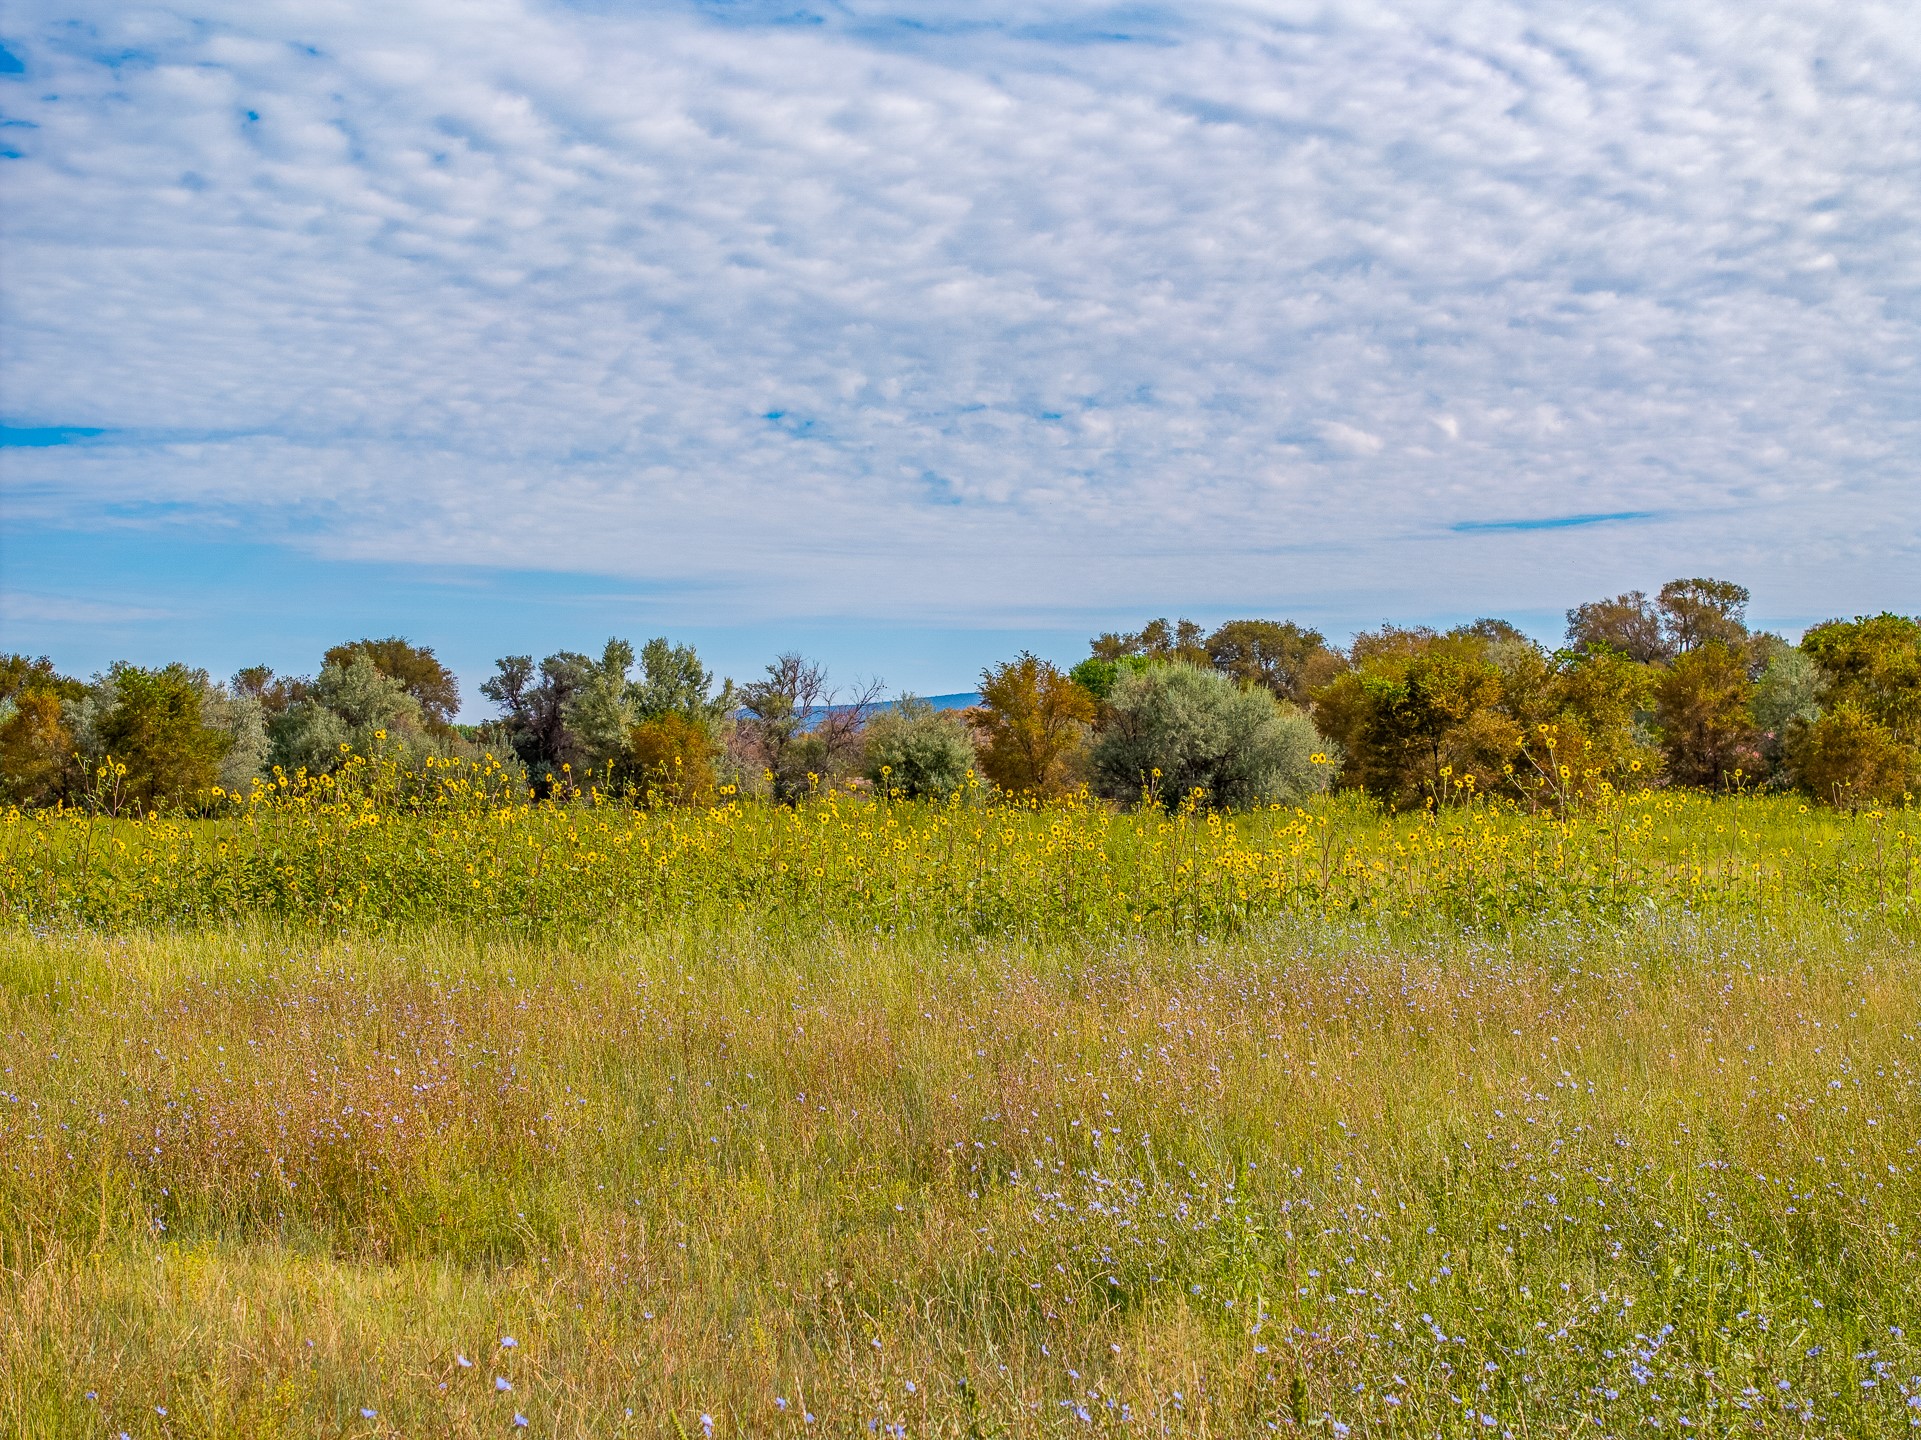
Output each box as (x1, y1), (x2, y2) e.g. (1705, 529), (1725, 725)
(2, 0), (1917, 711)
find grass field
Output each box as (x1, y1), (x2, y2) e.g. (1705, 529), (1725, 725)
(1, 790), (1917, 1435)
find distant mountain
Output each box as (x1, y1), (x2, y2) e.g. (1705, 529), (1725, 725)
(896, 692), (981, 713)
(732, 692), (981, 730)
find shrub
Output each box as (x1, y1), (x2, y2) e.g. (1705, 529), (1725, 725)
(268, 655), (436, 777)
(863, 697), (976, 800)
(1068, 655), (1153, 702)
(0, 689), (77, 806)
(1091, 662), (1328, 812)
(1751, 648), (1823, 774)
(975, 654), (1096, 798)
(71, 663), (231, 812)
(1799, 613), (1921, 745)
(627, 711), (721, 805)
(1654, 642), (1758, 788)
(1785, 704), (1916, 809)
(1311, 629), (1507, 807)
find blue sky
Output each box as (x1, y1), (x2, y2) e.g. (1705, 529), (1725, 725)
(2, 1), (1917, 711)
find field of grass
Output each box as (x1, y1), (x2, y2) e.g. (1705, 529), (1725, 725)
(1, 788), (1917, 1436)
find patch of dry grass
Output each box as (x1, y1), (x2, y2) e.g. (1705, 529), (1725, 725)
(2, 915), (1916, 1436)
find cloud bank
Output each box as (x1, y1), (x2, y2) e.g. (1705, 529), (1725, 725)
(3, 0), (1918, 626)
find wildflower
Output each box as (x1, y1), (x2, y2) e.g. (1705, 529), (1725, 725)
(501, 1336), (517, 1348)
(513, 1414), (529, 1428)
(498, 1377), (513, 1392)
(457, 1354), (473, 1368)
(701, 1415), (715, 1438)
(361, 1408), (377, 1419)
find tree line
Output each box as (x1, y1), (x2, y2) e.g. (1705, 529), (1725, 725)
(4, 577), (1916, 814)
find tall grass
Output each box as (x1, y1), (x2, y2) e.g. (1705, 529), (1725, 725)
(1, 780), (1916, 1434)
(2, 914), (1916, 1436)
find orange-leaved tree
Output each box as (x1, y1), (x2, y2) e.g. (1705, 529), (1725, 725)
(974, 653), (1096, 798)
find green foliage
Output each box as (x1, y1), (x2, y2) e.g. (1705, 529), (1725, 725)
(1785, 703), (1917, 809)
(0, 655), (83, 806)
(1656, 576), (1750, 654)
(1202, 618), (1340, 704)
(735, 654), (878, 802)
(269, 655), (430, 776)
(1751, 647), (1824, 770)
(1315, 627), (1658, 809)
(1565, 589), (1667, 663)
(863, 696), (977, 800)
(72, 663), (231, 812)
(1314, 628), (1512, 807)
(1067, 654), (1154, 702)
(0, 691), (76, 807)
(230, 664), (309, 720)
(481, 650), (597, 784)
(1085, 619), (1344, 707)
(1089, 617), (1209, 666)
(0, 654), (86, 707)
(1539, 645), (1658, 779)
(560, 639), (642, 771)
(1565, 577), (1749, 663)
(200, 681), (269, 792)
(1090, 662), (1328, 811)
(632, 636), (734, 724)
(1799, 612), (1921, 745)
(485, 637), (734, 789)
(321, 637), (460, 731)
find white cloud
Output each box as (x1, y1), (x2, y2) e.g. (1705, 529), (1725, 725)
(1, 0), (1917, 623)
(0, 591), (175, 624)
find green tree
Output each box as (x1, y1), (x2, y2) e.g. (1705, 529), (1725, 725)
(864, 696), (976, 801)
(1653, 642), (1757, 788)
(0, 655), (84, 806)
(0, 691), (77, 806)
(323, 637), (461, 732)
(1313, 629), (1510, 807)
(1068, 655), (1153, 702)
(1798, 613), (1921, 745)
(1784, 704), (1915, 809)
(481, 650), (597, 787)
(1203, 619), (1342, 704)
(975, 653), (1096, 798)
(74, 663), (231, 812)
(1539, 645), (1658, 792)
(232, 665), (310, 720)
(268, 655), (429, 776)
(1750, 648), (1823, 774)
(1564, 579), (1751, 663)
(1656, 578), (1750, 655)
(1089, 618), (1210, 667)
(562, 639), (643, 772)
(202, 678), (269, 792)
(734, 654), (880, 802)
(1565, 591), (1667, 664)
(1090, 662), (1327, 812)
(633, 637), (735, 724)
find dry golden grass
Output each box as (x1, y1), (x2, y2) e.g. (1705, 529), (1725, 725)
(3, 911), (1916, 1436)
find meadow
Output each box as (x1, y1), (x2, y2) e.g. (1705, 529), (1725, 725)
(0, 774), (1916, 1436)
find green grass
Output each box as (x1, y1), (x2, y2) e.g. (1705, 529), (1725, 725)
(2, 910), (1916, 1436)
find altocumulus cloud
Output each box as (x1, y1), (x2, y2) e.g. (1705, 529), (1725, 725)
(2, 0), (1917, 623)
